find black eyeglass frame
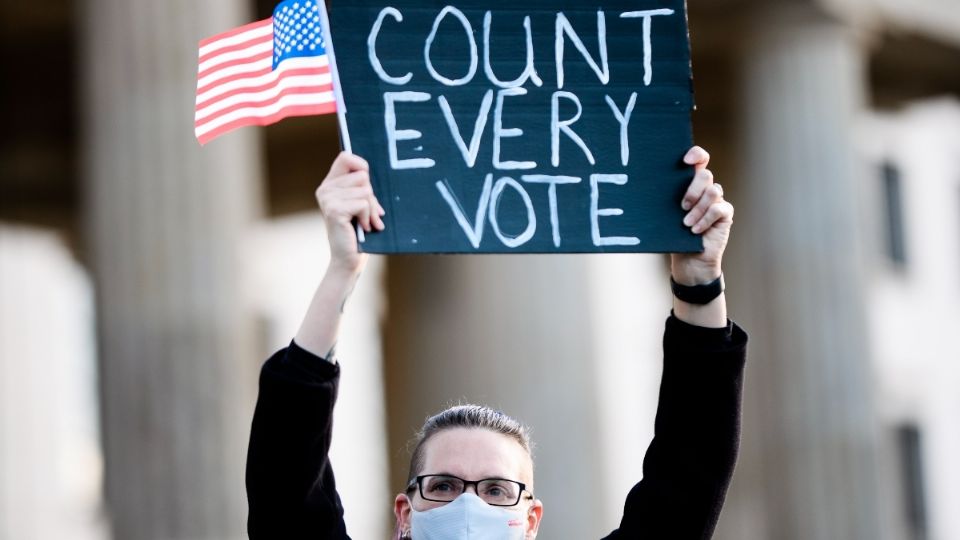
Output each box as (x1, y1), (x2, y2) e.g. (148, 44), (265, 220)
(406, 474), (534, 507)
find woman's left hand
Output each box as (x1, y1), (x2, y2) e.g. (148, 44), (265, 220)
(671, 146), (735, 285)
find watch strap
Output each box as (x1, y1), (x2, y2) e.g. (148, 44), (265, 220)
(670, 274), (724, 305)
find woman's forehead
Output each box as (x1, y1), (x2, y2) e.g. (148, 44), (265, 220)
(421, 427), (533, 483)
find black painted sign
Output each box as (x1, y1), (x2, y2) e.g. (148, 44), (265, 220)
(328, 0), (700, 253)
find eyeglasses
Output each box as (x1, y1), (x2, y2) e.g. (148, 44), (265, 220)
(407, 474), (532, 507)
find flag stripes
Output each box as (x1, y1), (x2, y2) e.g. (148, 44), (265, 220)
(194, 7), (335, 145)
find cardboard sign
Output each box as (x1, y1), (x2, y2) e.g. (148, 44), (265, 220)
(329, 0), (700, 253)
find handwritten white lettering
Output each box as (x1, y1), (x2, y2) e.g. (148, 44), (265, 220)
(367, 8), (413, 85)
(590, 174), (640, 246)
(555, 11), (609, 89)
(424, 6), (479, 86)
(620, 9), (675, 86)
(483, 12), (543, 88)
(605, 93), (638, 166)
(552, 91), (595, 166)
(489, 176), (537, 248)
(521, 175), (582, 247)
(436, 174), (494, 249)
(384, 91), (436, 170)
(493, 88), (537, 170)
(438, 90), (494, 168)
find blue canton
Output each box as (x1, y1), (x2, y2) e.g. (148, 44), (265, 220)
(272, 0), (327, 70)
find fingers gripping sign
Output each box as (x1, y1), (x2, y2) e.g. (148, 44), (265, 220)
(672, 145), (734, 287)
(316, 152), (387, 273)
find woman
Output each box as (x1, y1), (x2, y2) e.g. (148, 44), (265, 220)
(246, 146), (747, 539)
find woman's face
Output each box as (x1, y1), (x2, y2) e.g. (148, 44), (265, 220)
(394, 427), (543, 538)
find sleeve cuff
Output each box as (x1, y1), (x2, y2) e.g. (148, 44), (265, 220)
(665, 312), (747, 354)
(267, 339), (341, 384)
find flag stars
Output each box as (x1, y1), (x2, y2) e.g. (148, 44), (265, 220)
(272, 0), (324, 66)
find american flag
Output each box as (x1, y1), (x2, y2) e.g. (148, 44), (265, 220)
(194, 0), (336, 145)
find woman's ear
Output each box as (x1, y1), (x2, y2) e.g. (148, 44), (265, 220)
(394, 492), (413, 537)
(525, 499), (544, 539)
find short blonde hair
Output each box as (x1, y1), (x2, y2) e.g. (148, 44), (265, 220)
(406, 404), (532, 485)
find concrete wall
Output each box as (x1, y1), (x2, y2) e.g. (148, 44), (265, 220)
(860, 99), (960, 540)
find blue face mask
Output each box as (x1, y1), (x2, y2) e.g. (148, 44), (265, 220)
(410, 493), (527, 540)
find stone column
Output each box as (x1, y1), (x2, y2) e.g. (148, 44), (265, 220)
(0, 227), (105, 540)
(720, 5), (883, 539)
(79, 0), (263, 538)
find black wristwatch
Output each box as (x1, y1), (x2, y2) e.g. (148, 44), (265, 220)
(670, 274), (724, 305)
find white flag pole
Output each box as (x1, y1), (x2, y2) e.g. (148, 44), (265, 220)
(317, 0), (351, 153)
(317, 0), (365, 243)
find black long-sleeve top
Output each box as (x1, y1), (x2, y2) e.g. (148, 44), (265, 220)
(247, 315), (748, 539)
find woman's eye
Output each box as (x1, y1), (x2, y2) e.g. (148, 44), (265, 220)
(483, 483), (507, 497)
(430, 481), (454, 492)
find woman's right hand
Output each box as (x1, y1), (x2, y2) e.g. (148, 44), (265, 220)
(315, 152), (385, 274)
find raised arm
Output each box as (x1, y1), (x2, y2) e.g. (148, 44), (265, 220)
(671, 146), (733, 329)
(246, 152), (384, 538)
(604, 146), (746, 540)
(295, 152), (385, 358)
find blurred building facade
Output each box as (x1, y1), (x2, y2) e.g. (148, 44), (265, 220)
(1, 0), (959, 539)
